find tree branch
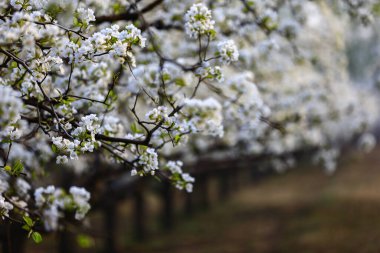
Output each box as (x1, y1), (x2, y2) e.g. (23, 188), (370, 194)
(95, 0), (164, 24)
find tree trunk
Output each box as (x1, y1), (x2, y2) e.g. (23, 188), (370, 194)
(103, 203), (118, 253)
(161, 181), (174, 230)
(133, 181), (146, 241)
(59, 228), (74, 253)
(1, 221), (27, 253)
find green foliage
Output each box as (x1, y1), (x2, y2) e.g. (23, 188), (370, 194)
(162, 73), (171, 82)
(174, 134), (181, 144)
(373, 3), (380, 16)
(174, 78), (186, 87)
(31, 232), (42, 244)
(45, 2), (64, 18)
(5, 160), (24, 176)
(22, 216), (43, 244)
(130, 122), (143, 134)
(76, 234), (95, 248)
(23, 216), (34, 227)
(51, 144), (59, 154)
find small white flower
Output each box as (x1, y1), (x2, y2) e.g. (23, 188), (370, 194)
(0, 196), (13, 218)
(64, 122), (72, 130)
(56, 155), (68, 164)
(69, 151), (79, 160)
(217, 40), (239, 64)
(185, 183), (193, 193)
(77, 8), (96, 25)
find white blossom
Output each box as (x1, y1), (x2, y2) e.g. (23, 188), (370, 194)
(0, 196), (13, 218)
(69, 186), (91, 220)
(217, 40), (239, 64)
(137, 148), (159, 175)
(76, 7), (96, 25)
(185, 3), (215, 38)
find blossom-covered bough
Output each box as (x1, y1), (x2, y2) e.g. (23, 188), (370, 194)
(0, 0), (379, 245)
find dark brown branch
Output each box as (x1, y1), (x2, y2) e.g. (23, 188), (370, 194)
(0, 48), (33, 74)
(95, 0), (163, 24)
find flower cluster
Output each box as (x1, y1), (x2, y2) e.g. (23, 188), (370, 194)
(183, 98), (224, 137)
(313, 148), (340, 175)
(34, 185), (91, 231)
(52, 137), (80, 164)
(344, 0), (376, 24)
(217, 40), (239, 64)
(146, 106), (170, 123)
(260, 9), (278, 30)
(185, 3), (215, 38)
(195, 63), (224, 82)
(75, 7), (96, 27)
(32, 56), (65, 79)
(0, 196), (13, 218)
(126, 62), (188, 100)
(15, 178), (31, 200)
(69, 186), (91, 220)
(101, 115), (124, 137)
(0, 86), (24, 141)
(133, 148), (159, 176)
(52, 114), (101, 164)
(0, 176), (14, 218)
(53, 24), (145, 65)
(357, 133), (376, 153)
(223, 71), (267, 129)
(164, 161), (195, 193)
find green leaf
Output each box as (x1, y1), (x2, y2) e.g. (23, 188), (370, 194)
(45, 2), (64, 18)
(31, 231), (42, 244)
(109, 89), (117, 101)
(112, 3), (122, 13)
(130, 122), (142, 134)
(139, 145), (148, 152)
(174, 78), (186, 87)
(10, 62), (18, 69)
(208, 29), (217, 38)
(13, 160), (23, 171)
(110, 37), (118, 44)
(4, 165), (11, 172)
(162, 73), (171, 81)
(73, 16), (80, 26)
(51, 144), (59, 154)
(174, 135), (181, 144)
(76, 234), (94, 248)
(22, 224), (31, 231)
(373, 3), (380, 16)
(23, 216), (34, 227)
(12, 160), (24, 176)
(64, 97), (77, 103)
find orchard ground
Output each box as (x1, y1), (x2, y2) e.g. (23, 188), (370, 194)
(128, 146), (380, 253)
(27, 146), (380, 253)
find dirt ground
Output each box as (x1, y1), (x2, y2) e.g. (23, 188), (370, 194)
(126, 147), (380, 253)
